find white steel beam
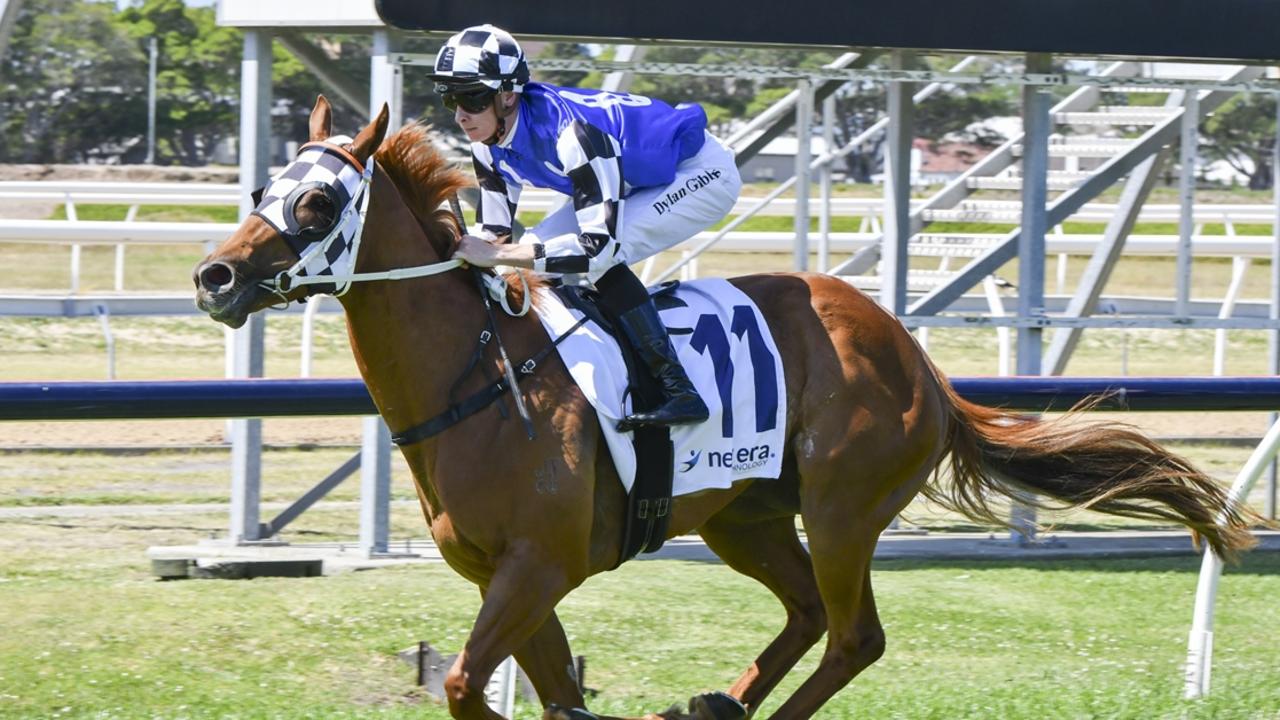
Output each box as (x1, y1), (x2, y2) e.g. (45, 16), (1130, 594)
(230, 29), (272, 544)
(899, 316), (1280, 330)
(601, 45), (644, 93)
(909, 66), (1264, 317)
(819, 94), (835, 272)
(1176, 92), (1199, 316)
(10, 223), (1280, 258)
(370, 30), (401, 129)
(794, 79), (813, 271)
(1271, 96), (1280, 521)
(359, 416), (392, 556)
(881, 51), (914, 313)
(277, 30), (370, 116)
(357, 30), (399, 554)
(1010, 53), (1051, 545)
(1041, 89), (1186, 376)
(476, 56), (1280, 94)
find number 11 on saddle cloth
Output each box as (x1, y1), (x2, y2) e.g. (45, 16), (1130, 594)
(532, 277), (787, 497)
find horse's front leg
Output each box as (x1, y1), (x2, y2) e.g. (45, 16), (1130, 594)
(444, 549), (575, 719)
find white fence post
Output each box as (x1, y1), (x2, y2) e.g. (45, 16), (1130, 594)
(1213, 255), (1250, 376)
(300, 295), (323, 378)
(1184, 415), (1280, 698)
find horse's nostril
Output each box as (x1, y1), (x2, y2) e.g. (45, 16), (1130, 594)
(199, 262), (235, 291)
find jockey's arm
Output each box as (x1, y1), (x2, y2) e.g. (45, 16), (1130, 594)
(470, 144), (521, 241)
(454, 144), (532, 268)
(526, 121), (624, 276)
(456, 122), (624, 274)
(454, 234), (536, 268)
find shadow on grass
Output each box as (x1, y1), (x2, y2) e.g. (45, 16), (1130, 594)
(869, 553), (1280, 575)
(657, 549), (1280, 575)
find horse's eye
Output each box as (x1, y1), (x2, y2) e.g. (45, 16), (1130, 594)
(314, 192), (335, 213)
(309, 192), (336, 222)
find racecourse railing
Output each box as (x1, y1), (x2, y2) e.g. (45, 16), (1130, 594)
(5, 181), (1280, 379)
(6, 180), (1278, 220)
(6, 376), (1280, 420)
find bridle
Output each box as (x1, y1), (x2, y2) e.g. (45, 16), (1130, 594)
(247, 136), (555, 440)
(253, 139), (467, 302)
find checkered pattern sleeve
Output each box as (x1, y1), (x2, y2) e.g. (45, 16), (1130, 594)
(533, 121), (623, 275)
(470, 143), (520, 242)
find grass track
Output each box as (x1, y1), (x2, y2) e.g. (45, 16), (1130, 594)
(0, 520), (1277, 720)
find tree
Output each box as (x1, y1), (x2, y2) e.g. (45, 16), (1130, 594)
(1200, 93), (1276, 190)
(116, 0), (241, 165)
(0, 0), (245, 165)
(0, 0), (147, 163)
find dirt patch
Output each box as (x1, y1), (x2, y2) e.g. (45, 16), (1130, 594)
(0, 163), (238, 183)
(0, 417), (365, 449)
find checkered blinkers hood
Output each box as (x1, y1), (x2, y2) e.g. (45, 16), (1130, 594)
(251, 136), (370, 295)
(431, 24), (529, 92)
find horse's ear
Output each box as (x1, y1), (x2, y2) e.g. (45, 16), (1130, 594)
(309, 95), (333, 143)
(351, 103), (390, 164)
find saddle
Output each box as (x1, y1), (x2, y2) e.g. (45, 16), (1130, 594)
(553, 281), (687, 566)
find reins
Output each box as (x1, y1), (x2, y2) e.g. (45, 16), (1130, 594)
(450, 194), (536, 440)
(387, 196), (591, 445)
(251, 139), (582, 444)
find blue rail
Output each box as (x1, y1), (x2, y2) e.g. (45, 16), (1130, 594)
(0, 379), (377, 421)
(2, 377), (1280, 421)
(951, 376), (1280, 412)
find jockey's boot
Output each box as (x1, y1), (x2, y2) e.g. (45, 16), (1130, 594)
(615, 300), (709, 433)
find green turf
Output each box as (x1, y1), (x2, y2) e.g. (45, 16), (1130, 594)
(0, 510), (1276, 720)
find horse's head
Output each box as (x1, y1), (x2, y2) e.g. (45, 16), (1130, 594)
(194, 96), (389, 328)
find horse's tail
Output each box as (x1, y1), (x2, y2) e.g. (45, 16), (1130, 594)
(923, 367), (1259, 562)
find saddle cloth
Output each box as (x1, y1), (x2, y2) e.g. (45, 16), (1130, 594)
(532, 278), (787, 497)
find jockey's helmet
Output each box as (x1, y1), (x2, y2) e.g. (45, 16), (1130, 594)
(429, 24), (530, 95)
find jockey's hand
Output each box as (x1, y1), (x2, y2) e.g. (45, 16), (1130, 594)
(453, 235), (502, 268)
(453, 235), (537, 270)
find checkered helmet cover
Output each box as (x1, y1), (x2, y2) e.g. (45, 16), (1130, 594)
(430, 24), (530, 93)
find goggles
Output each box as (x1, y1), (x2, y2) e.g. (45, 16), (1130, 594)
(438, 85), (497, 114)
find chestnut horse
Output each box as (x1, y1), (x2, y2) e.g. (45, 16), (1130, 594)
(194, 98), (1255, 720)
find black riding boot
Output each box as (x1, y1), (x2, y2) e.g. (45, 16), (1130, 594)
(615, 299), (709, 432)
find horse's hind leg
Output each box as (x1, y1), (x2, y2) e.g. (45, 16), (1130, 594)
(766, 567), (882, 719)
(697, 512), (826, 716)
(763, 456), (936, 719)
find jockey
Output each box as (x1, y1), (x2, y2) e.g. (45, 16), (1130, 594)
(432, 24), (743, 433)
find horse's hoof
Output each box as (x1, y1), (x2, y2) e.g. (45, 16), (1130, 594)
(688, 691), (748, 720)
(545, 704), (601, 720)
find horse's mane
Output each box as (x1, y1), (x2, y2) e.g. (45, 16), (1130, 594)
(374, 123), (548, 309)
(375, 123), (469, 249)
